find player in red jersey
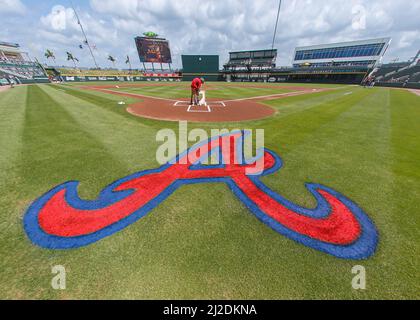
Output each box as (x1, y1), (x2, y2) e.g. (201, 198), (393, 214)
(190, 77), (205, 105)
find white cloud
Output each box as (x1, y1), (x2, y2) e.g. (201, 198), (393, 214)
(36, 4), (119, 67)
(22, 0), (420, 68)
(0, 0), (25, 14)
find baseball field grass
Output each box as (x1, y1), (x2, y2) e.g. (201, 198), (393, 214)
(0, 82), (419, 299)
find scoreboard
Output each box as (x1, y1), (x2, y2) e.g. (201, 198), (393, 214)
(134, 37), (172, 63)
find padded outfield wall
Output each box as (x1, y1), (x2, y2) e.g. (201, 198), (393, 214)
(181, 55), (221, 81)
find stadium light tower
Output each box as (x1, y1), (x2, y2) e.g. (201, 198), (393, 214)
(69, 0), (99, 69)
(271, 0), (282, 51)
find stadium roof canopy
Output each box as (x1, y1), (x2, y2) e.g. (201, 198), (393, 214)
(292, 37), (391, 68)
(229, 49), (277, 54)
(294, 38), (391, 51)
(0, 41), (20, 48)
(0, 42), (23, 55)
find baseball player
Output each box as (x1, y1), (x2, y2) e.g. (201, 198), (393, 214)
(190, 77), (205, 106)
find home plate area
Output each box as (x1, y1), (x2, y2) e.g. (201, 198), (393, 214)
(173, 100), (226, 113)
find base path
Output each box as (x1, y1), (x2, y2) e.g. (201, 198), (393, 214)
(83, 85), (329, 123)
(0, 85), (20, 93)
(408, 89), (420, 97)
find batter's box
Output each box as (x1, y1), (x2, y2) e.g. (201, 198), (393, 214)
(187, 104), (211, 113)
(173, 101), (191, 107)
(212, 101), (226, 107)
(173, 101), (226, 108)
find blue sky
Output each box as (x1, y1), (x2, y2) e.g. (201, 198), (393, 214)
(1, 0), (419, 69)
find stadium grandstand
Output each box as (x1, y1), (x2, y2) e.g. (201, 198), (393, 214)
(223, 49), (277, 82)
(0, 41), (48, 84)
(374, 50), (420, 88)
(1, 35), (416, 88)
(269, 38), (392, 84)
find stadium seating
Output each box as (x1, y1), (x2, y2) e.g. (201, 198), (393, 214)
(375, 50), (420, 84)
(0, 41), (48, 83)
(377, 65), (420, 83)
(0, 60), (48, 83)
(409, 71), (420, 83)
(373, 63), (408, 79)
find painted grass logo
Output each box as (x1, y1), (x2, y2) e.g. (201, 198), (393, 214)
(155, 122), (265, 175)
(23, 130), (378, 259)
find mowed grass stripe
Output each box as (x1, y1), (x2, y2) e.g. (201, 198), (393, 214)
(51, 84), (139, 120)
(44, 84), (160, 170)
(54, 84), (184, 129)
(261, 87), (373, 152)
(19, 85), (129, 199)
(0, 86), (28, 184)
(390, 89), (420, 180)
(264, 87), (355, 116)
(0, 86), (28, 242)
(385, 89), (420, 297)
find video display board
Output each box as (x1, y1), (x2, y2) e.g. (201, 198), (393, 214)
(135, 37), (172, 63)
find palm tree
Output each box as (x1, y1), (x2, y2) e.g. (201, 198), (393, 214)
(66, 52), (79, 69)
(125, 55), (132, 73)
(44, 49), (56, 65)
(108, 55), (116, 69)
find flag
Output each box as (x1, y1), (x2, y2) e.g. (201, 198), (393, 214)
(79, 45), (83, 49)
(125, 55), (130, 64)
(108, 55), (116, 62)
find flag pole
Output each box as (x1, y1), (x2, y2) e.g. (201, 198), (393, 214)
(69, 0), (99, 69)
(271, 0), (282, 51)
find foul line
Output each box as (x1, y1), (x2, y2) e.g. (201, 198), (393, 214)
(221, 86), (351, 102)
(94, 88), (178, 102)
(221, 90), (322, 102)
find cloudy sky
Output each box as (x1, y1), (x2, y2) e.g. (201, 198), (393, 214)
(0, 0), (419, 69)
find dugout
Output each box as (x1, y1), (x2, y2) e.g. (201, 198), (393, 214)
(181, 55), (221, 81)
